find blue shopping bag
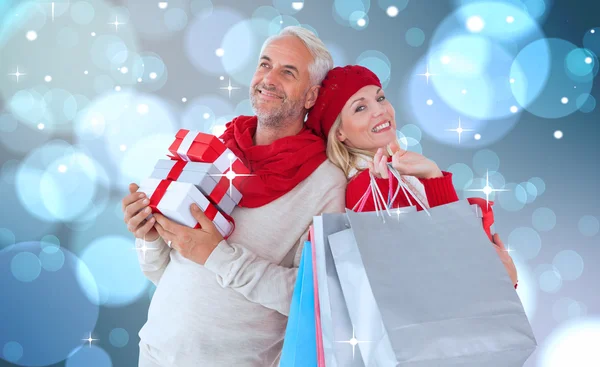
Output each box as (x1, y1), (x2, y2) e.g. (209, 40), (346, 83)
(280, 241), (317, 367)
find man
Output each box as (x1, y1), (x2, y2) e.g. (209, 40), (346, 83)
(122, 26), (346, 366)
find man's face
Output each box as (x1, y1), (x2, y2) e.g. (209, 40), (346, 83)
(250, 35), (315, 127)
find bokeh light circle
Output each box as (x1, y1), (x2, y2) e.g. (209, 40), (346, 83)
(221, 20), (268, 88)
(472, 149), (500, 176)
(508, 226), (541, 260)
(578, 215), (599, 237)
(406, 27), (426, 47)
(185, 8), (245, 76)
(78, 235), (149, 307)
(16, 141), (110, 223)
(65, 345), (112, 367)
(349, 11), (369, 30)
(273, 0), (304, 15)
(90, 35), (129, 71)
(447, 163), (474, 190)
(2, 341), (23, 363)
(553, 250), (584, 281)
(70, 1), (95, 25)
(1, 242), (99, 366)
(357, 50), (391, 88)
(538, 318), (600, 367)
(0, 228), (16, 250)
(539, 269), (563, 293)
(109, 328), (130, 348)
(39, 247), (66, 272)
(164, 7), (188, 32)
(553, 297), (587, 323)
(532, 207), (557, 231)
(565, 48), (598, 79)
(10, 252), (41, 282)
(332, 0), (371, 28)
(511, 38), (594, 119)
(576, 93), (597, 113)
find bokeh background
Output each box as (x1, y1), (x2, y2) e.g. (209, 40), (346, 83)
(1, 0), (599, 366)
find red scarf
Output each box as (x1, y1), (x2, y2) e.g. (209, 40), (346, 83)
(220, 115), (327, 208)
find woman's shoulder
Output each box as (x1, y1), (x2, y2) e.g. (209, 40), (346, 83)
(345, 170), (371, 208)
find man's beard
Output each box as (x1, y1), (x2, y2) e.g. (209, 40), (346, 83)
(250, 85), (306, 128)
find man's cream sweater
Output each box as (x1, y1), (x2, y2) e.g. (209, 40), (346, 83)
(135, 160), (346, 366)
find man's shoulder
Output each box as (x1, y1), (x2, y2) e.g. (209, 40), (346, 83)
(307, 159), (347, 189)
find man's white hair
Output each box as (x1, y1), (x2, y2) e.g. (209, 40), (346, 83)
(260, 26), (333, 86)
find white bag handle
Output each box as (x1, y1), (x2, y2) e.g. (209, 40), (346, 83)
(387, 163), (431, 217)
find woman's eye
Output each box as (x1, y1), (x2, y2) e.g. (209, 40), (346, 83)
(355, 106), (365, 112)
(378, 96), (386, 102)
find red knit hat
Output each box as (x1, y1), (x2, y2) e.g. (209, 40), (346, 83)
(306, 65), (382, 139)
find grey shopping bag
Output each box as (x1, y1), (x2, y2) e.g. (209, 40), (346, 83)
(313, 213), (365, 367)
(335, 199), (537, 367)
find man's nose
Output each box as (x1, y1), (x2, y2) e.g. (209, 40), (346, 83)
(262, 69), (279, 87)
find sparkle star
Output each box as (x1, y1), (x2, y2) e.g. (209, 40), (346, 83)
(335, 327), (371, 360)
(133, 237), (159, 261)
(209, 153), (254, 196)
(445, 117), (474, 144)
(219, 78), (241, 98)
(82, 332), (98, 347)
(417, 66), (437, 85)
(108, 16), (125, 32)
(8, 66), (26, 83)
(465, 169), (510, 209)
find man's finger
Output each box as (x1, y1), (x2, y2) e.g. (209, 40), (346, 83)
(190, 204), (214, 231)
(134, 217), (155, 239)
(155, 222), (174, 243)
(129, 183), (140, 194)
(154, 213), (185, 235)
(124, 197), (150, 222)
(128, 206), (152, 231)
(123, 191), (146, 213)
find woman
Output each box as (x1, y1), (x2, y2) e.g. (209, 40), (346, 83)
(306, 65), (518, 287)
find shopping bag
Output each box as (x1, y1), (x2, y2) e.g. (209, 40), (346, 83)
(326, 164), (537, 367)
(280, 241), (317, 367)
(309, 226), (326, 367)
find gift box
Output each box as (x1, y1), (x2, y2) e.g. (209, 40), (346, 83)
(137, 178), (233, 238)
(150, 159), (240, 215)
(168, 129), (251, 190)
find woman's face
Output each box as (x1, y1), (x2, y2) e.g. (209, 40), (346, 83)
(336, 85), (396, 153)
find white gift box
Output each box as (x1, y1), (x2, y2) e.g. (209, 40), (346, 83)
(137, 178), (233, 237)
(150, 159), (240, 215)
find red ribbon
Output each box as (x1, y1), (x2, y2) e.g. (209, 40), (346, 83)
(210, 176), (230, 206)
(168, 129), (226, 163)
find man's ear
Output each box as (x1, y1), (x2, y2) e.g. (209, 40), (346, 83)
(304, 85), (320, 109)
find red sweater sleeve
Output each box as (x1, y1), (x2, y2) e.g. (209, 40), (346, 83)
(418, 171), (459, 208)
(346, 170), (459, 212)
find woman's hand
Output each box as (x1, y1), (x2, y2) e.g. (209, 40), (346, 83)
(492, 233), (518, 286)
(368, 140), (443, 179)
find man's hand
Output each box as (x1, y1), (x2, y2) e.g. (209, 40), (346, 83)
(492, 233), (518, 286)
(122, 183), (159, 241)
(153, 203), (225, 265)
